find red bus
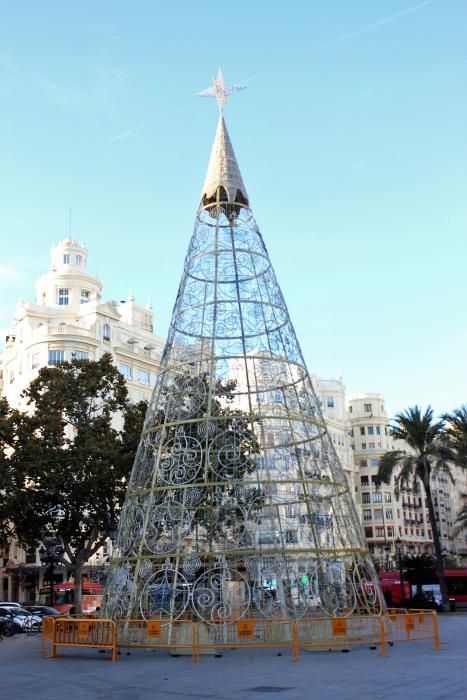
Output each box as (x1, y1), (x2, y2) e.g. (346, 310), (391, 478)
(444, 569), (467, 605)
(378, 571), (411, 605)
(39, 581), (103, 613)
(379, 569), (467, 607)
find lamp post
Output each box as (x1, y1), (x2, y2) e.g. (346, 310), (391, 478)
(383, 544), (391, 572)
(395, 538), (405, 604)
(39, 539), (65, 608)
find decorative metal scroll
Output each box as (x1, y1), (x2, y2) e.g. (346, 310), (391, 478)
(103, 114), (384, 624)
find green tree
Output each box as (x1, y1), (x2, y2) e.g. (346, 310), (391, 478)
(376, 406), (452, 610)
(401, 553), (436, 597)
(2, 354), (146, 613)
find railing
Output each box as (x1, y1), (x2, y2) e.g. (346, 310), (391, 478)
(42, 617), (118, 661)
(117, 619), (198, 661)
(35, 325), (92, 338)
(40, 611), (441, 662)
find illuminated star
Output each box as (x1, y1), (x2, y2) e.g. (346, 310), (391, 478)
(196, 68), (246, 113)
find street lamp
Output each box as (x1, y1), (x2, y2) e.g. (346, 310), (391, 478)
(383, 544), (391, 571)
(395, 538), (406, 605)
(39, 539), (65, 607)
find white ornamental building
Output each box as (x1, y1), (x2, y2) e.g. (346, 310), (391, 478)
(0, 238), (165, 603)
(0, 238), (165, 410)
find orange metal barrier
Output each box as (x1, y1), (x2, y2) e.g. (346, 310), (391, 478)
(43, 617), (118, 661)
(40, 611), (442, 662)
(41, 615), (55, 650)
(117, 619), (199, 662)
(196, 617), (299, 661)
(387, 609), (441, 651)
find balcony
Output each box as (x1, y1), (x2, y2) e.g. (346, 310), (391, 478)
(34, 324), (92, 339)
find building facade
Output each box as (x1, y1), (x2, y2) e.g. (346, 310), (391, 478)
(0, 238), (165, 602)
(348, 393), (434, 571)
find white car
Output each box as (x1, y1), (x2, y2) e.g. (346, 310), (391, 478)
(0, 601), (21, 607)
(0, 605), (42, 632)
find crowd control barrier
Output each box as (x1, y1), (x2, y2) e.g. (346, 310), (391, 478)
(42, 617), (118, 661)
(40, 610), (442, 662)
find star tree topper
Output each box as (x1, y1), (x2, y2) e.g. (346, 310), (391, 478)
(196, 68), (246, 113)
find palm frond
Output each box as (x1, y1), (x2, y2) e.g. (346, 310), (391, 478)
(443, 405), (467, 470)
(376, 450), (404, 486)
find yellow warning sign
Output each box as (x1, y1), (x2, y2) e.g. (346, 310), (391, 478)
(237, 620), (254, 638)
(147, 620), (161, 638)
(77, 622), (90, 639)
(332, 619), (348, 637)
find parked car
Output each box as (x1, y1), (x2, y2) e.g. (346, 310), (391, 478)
(23, 605), (62, 618)
(0, 606), (42, 632)
(0, 601), (21, 608)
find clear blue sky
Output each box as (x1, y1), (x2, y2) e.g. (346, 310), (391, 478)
(1, 0), (466, 417)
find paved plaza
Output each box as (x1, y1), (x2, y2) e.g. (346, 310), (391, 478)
(1, 615), (466, 700)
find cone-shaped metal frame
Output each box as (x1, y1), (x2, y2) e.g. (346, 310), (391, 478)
(103, 117), (384, 623)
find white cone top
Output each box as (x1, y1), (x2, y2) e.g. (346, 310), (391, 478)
(201, 116), (249, 205)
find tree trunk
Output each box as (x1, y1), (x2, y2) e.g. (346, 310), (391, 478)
(73, 564), (83, 615)
(424, 480), (449, 611)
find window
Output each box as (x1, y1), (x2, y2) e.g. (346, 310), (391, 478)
(384, 493), (392, 503)
(375, 526), (385, 537)
(385, 510), (393, 520)
(371, 475), (378, 484)
(137, 369), (150, 385)
(119, 363), (132, 379)
(387, 526), (394, 537)
(285, 530), (298, 544)
(373, 492), (383, 503)
(361, 443), (367, 450)
(367, 426), (374, 435)
(327, 396), (334, 408)
(80, 290), (90, 304)
(360, 476), (369, 486)
(363, 510), (372, 521)
(273, 390), (282, 404)
(359, 459), (368, 468)
(48, 350), (65, 365)
(349, 406), (353, 413)
(362, 493), (371, 504)
(32, 352), (40, 369)
(369, 442), (375, 449)
(364, 527), (373, 538)
(369, 459), (379, 467)
(58, 288), (69, 306)
(374, 508), (383, 520)
(103, 323), (111, 341)
(73, 351), (88, 360)
(63, 254), (70, 264)
(360, 427), (365, 436)
(76, 255), (82, 265)
(364, 403), (372, 412)
(376, 426), (381, 435)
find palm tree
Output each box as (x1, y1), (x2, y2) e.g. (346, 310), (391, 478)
(376, 406), (452, 610)
(443, 406), (467, 540)
(443, 406), (467, 469)
(401, 553), (436, 597)
(455, 505), (467, 533)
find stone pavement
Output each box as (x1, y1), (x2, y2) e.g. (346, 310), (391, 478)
(1, 615), (466, 700)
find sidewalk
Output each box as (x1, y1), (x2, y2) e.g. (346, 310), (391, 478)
(1, 615), (466, 700)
